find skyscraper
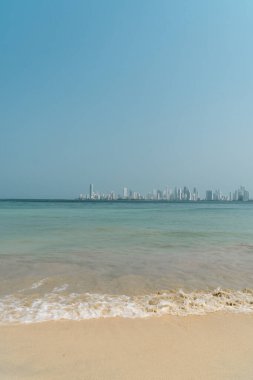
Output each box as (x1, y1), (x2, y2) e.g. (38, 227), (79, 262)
(206, 190), (213, 201)
(123, 187), (128, 199)
(89, 184), (94, 199)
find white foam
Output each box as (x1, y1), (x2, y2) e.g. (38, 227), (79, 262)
(1, 288), (253, 324)
(18, 278), (48, 293)
(52, 284), (69, 293)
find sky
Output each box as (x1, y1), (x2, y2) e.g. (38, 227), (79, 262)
(1, 0), (253, 198)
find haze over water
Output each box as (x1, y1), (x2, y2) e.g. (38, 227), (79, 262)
(1, 200), (253, 323)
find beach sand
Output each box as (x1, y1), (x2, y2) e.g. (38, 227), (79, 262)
(0, 313), (253, 380)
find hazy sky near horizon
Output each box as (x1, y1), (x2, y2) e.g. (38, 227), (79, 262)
(1, 0), (253, 198)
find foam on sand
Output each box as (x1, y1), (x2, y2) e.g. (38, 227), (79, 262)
(1, 287), (253, 324)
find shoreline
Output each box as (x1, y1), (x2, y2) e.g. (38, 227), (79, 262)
(1, 288), (253, 323)
(1, 313), (253, 379)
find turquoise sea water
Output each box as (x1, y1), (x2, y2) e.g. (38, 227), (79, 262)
(1, 201), (253, 322)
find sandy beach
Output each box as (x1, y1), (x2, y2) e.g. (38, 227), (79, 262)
(0, 313), (253, 380)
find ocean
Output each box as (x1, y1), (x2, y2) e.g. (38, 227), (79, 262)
(1, 200), (253, 323)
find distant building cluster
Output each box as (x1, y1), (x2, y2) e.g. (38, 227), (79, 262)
(205, 186), (250, 202)
(78, 184), (250, 202)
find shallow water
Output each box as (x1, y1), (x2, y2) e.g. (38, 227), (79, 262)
(1, 201), (253, 322)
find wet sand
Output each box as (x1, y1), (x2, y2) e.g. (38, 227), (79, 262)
(0, 313), (253, 380)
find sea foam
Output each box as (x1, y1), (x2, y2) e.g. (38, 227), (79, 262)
(0, 287), (253, 324)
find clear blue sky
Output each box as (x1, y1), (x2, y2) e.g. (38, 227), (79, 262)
(1, 0), (253, 198)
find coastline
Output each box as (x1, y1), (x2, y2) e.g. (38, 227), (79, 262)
(1, 313), (253, 380)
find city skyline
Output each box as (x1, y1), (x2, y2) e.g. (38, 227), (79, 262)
(78, 184), (250, 202)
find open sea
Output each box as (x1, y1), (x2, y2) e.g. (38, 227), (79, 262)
(1, 200), (253, 323)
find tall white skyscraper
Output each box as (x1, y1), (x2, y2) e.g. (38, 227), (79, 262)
(89, 184), (94, 199)
(123, 187), (128, 198)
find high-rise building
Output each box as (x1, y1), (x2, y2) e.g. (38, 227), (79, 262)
(157, 190), (163, 200)
(182, 186), (190, 201)
(206, 190), (213, 201)
(129, 190), (133, 199)
(238, 186), (249, 201)
(192, 187), (198, 201)
(233, 190), (238, 201)
(173, 187), (178, 201)
(123, 187), (128, 199)
(89, 184), (94, 199)
(165, 186), (170, 200)
(243, 190), (250, 201)
(213, 189), (221, 201)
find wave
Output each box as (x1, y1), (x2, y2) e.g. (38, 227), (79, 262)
(0, 288), (253, 324)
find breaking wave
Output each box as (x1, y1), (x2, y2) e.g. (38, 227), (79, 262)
(1, 287), (253, 324)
